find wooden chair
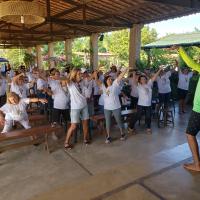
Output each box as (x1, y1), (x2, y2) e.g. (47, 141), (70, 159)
(121, 109), (136, 130)
(158, 106), (174, 128)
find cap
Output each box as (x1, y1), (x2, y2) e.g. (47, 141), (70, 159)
(81, 67), (87, 73)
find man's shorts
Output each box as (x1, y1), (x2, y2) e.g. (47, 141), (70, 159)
(186, 111), (200, 136)
(70, 106), (89, 123)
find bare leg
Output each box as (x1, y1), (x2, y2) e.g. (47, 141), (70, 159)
(183, 134), (200, 172)
(179, 99), (183, 113)
(65, 123), (77, 145)
(82, 119), (89, 141)
(182, 99), (186, 113)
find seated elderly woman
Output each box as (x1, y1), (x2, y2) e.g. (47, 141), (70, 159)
(0, 92), (47, 133)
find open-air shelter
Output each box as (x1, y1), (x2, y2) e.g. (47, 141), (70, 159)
(0, 0), (200, 68)
(1, 1), (200, 200)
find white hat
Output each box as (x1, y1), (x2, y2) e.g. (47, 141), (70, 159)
(81, 67), (87, 73)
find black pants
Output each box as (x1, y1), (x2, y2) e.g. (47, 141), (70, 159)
(129, 105), (152, 129)
(130, 96), (138, 109)
(0, 95), (6, 107)
(37, 90), (47, 114)
(158, 92), (171, 108)
(52, 108), (70, 124)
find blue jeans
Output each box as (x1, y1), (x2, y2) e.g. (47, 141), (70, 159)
(104, 108), (123, 134)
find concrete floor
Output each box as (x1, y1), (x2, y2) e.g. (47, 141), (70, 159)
(0, 110), (200, 200)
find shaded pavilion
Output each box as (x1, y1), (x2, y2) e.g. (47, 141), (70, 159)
(0, 0), (200, 68)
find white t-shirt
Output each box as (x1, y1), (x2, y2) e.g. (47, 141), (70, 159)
(37, 78), (47, 90)
(8, 70), (15, 79)
(80, 78), (93, 99)
(50, 80), (70, 109)
(102, 79), (121, 110)
(137, 80), (153, 107)
(129, 78), (138, 98)
(10, 82), (28, 98)
(0, 98), (29, 121)
(0, 78), (7, 96)
(26, 72), (35, 82)
(93, 80), (100, 96)
(109, 72), (117, 79)
(156, 71), (171, 94)
(178, 72), (193, 90)
(98, 94), (104, 106)
(67, 82), (87, 109)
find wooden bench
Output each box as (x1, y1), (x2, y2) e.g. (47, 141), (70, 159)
(0, 124), (63, 154)
(27, 107), (40, 115)
(90, 114), (105, 135)
(29, 114), (48, 125)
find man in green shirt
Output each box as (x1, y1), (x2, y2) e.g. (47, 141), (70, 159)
(184, 78), (200, 171)
(178, 46), (200, 171)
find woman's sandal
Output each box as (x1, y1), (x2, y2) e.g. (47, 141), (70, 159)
(64, 143), (73, 151)
(84, 140), (91, 145)
(146, 129), (152, 135)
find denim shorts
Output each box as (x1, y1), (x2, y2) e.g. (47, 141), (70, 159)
(70, 106), (89, 123)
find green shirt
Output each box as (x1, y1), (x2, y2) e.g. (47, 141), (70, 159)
(193, 78), (200, 113)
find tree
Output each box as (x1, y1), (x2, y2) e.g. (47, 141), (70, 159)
(141, 26), (158, 45)
(0, 48), (25, 69)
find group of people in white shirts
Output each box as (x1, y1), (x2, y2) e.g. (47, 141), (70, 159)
(0, 63), (195, 150)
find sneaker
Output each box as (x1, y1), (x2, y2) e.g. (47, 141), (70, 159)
(120, 134), (126, 141)
(105, 137), (112, 144)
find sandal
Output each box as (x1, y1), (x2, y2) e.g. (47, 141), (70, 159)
(64, 143), (73, 151)
(84, 140), (91, 145)
(146, 129), (152, 135)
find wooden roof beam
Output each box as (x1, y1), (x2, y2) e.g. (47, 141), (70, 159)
(0, 29), (69, 36)
(51, 18), (131, 28)
(0, 37), (51, 42)
(143, 0), (200, 8)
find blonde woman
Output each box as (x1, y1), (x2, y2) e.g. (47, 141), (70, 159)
(64, 68), (90, 150)
(10, 73), (29, 98)
(0, 92), (47, 133)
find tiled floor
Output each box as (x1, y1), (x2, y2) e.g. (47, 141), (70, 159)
(0, 110), (200, 200)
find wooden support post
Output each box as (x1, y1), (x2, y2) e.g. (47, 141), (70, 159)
(36, 45), (42, 69)
(48, 42), (54, 69)
(90, 33), (98, 70)
(26, 47), (32, 54)
(65, 39), (73, 63)
(129, 24), (143, 69)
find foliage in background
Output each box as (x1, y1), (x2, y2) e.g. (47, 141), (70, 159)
(23, 52), (35, 67)
(0, 48), (25, 68)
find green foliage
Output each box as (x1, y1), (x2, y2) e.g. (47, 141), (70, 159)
(23, 52), (35, 67)
(72, 54), (84, 67)
(141, 26), (158, 45)
(54, 42), (65, 56)
(107, 29), (129, 65)
(72, 37), (90, 52)
(0, 48), (25, 69)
